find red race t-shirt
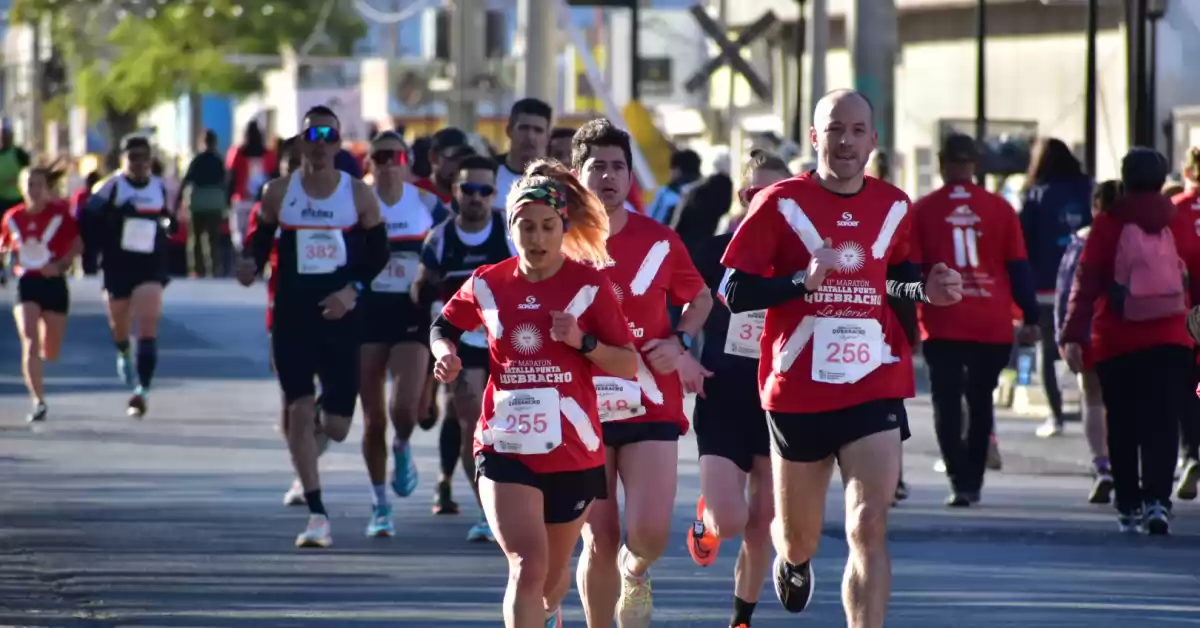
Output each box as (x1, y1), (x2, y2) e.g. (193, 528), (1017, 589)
(721, 172), (916, 414)
(1, 201), (79, 277)
(597, 211), (705, 432)
(245, 201), (280, 331)
(442, 257), (633, 474)
(910, 182), (1027, 344)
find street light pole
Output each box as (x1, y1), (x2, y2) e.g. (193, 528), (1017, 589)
(974, 0), (986, 185)
(1084, 0), (1097, 175)
(791, 0), (807, 144)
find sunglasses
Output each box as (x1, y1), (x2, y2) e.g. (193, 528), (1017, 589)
(303, 125), (341, 144)
(739, 186), (763, 206)
(370, 149), (409, 166)
(459, 182), (495, 197)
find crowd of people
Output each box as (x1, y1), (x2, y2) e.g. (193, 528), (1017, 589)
(6, 86), (1200, 628)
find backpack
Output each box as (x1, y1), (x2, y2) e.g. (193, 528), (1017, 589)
(1112, 222), (1187, 321)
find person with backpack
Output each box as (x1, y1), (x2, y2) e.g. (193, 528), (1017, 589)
(1061, 148), (1200, 535)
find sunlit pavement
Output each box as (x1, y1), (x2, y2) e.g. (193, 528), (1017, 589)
(1, 278), (1198, 627)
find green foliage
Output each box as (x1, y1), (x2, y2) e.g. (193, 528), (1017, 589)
(12, 0), (367, 118)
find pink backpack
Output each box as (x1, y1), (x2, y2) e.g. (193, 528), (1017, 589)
(1112, 222), (1187, 321)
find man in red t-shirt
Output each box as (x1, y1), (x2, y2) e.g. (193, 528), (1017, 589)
(720, 90), (962, 623)
(569, 119), (713, 628)
(910, 133), (1040, 507)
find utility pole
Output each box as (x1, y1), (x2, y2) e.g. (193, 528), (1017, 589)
(1084, 0), (1097, 175)
(516, 0), (557, 105)
(1125, 0), (1147, 146)
(806, 0), (827, 160)
(845, 0), (896, 180)
(974, 0), (986, 185)
(448, 0), (487, 130)
(790, 0), (806, 144)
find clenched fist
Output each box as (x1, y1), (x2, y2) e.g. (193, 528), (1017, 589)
(925, 262), (963, 306)
(804, 237), (840, 291)
(434, 352), (463, 383)
(549, 310), (583, 349)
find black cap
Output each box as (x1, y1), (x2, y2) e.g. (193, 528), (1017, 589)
(121, 135), (151, 153)
(432, 127), (469, 152)
(940, 134), (978, 162)
(1121, 146), (1168, 193)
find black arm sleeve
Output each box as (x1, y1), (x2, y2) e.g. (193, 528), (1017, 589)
(1006, 259), (1040, 325)
(349, 223), (390, 285)
(721, 269), (811, 313)
(248, 215), (276, 272)
(886, 261), (930, 303)
(429, 313), (464, 346)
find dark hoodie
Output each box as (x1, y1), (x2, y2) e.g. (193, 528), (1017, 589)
(1062, 192), (1200, 361)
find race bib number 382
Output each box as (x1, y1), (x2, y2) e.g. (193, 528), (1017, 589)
(296, 229), (347, 275)
(811, 317), (883, 385)
(490, 387), (562, 454)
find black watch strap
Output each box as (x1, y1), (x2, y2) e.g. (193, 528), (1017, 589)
(578, 333), (598, 354)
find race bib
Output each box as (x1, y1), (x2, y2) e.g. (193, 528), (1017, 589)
(593, 376), (646, 422)
(19, 238), (49, 270)
(296, 229), (347, 275)
(372, 252), (419, 293)
(120, 217), (158, 254)
(724, 309), (766, 359)
(811, 317), (882, 384)
(490, 387), (562, 454)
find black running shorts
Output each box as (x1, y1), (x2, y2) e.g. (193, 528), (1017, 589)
(475, 450), (608, 524)
(361, 298), (430, 346)
(767, 398), (910, 463)
(103, 269), (168, 301)
(459, 344), (490, 371)
(694, 367), (769, 473)
(272, 305), (362, 418)
(15, 275), (69, 314)
(601, 420), (681, 449)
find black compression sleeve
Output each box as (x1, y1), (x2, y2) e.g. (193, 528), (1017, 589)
(248, 215), (276, 273)
(429, 313), (464, 346)
(886, 261), (930, 303)
(349, 224), (390, 285)
(722, 269), (810, 313)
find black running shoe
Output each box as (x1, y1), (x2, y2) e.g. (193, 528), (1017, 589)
(432, 480), (459, 515)
(773, 555), (814, 613)
(26, 401), (47, 423)
(417, 412), (438, 431)
(126, 393), (147, 419)
(1088, 472), (1114, 504)
(1144, 501), (1171, 536)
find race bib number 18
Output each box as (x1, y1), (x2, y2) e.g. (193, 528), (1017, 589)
(372, 252), (419, 293)
(811, 317), (883, 384)
(296, 229), (347, 275)
(724, 310), (765, 359)
(593, 376), (645, 422)
(490, 387), (562, 454)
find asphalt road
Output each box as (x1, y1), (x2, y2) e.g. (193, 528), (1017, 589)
(1, 278), (1198, 628)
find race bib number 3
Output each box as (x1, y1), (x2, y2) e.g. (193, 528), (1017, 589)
(296, 229), (347, 275)
(120, 218), (158, 254)
(372, 252), (419, 293)
(724, 310), (765, 359)
(811, 317), (883, 385)
(490, 388), (562, 454)
(593, 376), (645, 422)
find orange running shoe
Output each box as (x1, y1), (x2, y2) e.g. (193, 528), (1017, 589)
(687, 495), (721, 566)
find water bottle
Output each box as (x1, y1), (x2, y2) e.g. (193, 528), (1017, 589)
(1016, 346), (1036, 386)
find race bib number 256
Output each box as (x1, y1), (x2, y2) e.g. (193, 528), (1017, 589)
(811, 317), (883, 385)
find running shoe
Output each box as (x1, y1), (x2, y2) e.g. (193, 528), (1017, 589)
(283, 480), (306, 506)
(1174, 458), (1199, 501)
(126, 387), (147, 419)
(391, 442), (419, 497)
(1118, 508), (1143, 534)
(417, 411), (438, 431)
(1089, 470), (1114, 504)
(686, 495), (720, 566)
(116, 352), (135, 387)
(616, 545), (653, 628)
(296, 514), (332, 548)
(432, 480), (459, 515)
(26, 400), (47, 423)
(1144, 501), (1171, 536)
(466, 515), (494, 542)
(773, 555), (815, 613)
(365, 504), (394, 538)
(543, 608), (562, 628)
(1035, 418), (1063, 438)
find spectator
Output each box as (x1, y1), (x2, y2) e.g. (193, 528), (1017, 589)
(73, 170), (103, 275)
(0, 127), (31, 212)
(225, 121), (276, 249)
(178, 129), (228, 277)
(646, 148), (702, 225)
(1018, 137), (1093, 438)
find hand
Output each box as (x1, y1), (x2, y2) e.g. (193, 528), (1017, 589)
(549, 310), (583, 349)
(642, 337), (684, 375)
(433, 352), (462, 383)
(804, 237), (840, 291)
(1061, 342), (1083, 374)
(235, 258), (258, 287)
(319, 285), (357, 320)
(1016, 324), (1040, 347)
(925, 262), (963, 306)
(675, 352), (713, 398)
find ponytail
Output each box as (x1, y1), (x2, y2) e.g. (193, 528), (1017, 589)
(509, 158), (611, 268)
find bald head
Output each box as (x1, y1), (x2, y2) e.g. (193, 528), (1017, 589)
(813, 89), (874, 129)
(809, 89), (878, 190)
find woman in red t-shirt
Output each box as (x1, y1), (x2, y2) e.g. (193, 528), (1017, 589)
(431, 160), (636, 628)
(0, 167), (82, 422)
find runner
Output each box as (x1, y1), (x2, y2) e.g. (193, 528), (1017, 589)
(359, 131), (435, 537)
(548, 127), (576, 164)
(86, 135), (178, 418)
(430, 158), (635, 628)
(1171, 146), (1200, 500)
(1, 167), (81, 422)
(494, 99), (552, 211)
(413, 153), (516, 539)
(909, 133), (1040, 507)
(687, 150), (791, 628)
(720, 89), (963, 625)
(570, 119), (713, 628)
(414, 127), (476, 207)
(236, 106), (389, 548)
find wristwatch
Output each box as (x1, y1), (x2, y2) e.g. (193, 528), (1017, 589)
(349, 281), (365, 295)
(578, 333), (598, 354)
(791, 270), (808, 287)
(674, 331), (694, 351)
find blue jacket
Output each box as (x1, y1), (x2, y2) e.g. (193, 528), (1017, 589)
(1019, 176), (1093, 292)
(1053, 226), (1089, 344)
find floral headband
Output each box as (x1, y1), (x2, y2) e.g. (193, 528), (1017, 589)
(508, 182), (568, 226)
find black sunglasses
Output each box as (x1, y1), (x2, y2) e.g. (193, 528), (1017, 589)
(370, 149), (409, 166)
(303, 125), (341, 144)
(459, 182), (495, 197)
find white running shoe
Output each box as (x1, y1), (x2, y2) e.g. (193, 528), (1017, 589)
(283, 480), (306, 506)
(295, 514), (332, 548)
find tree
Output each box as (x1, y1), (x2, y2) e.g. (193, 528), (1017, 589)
(11, 0), (367, 153)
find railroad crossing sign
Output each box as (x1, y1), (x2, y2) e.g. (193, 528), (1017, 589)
(684, 7), (777, 102)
